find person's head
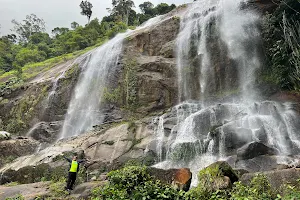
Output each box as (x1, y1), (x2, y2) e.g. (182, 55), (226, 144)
(72, 156), (78, 161)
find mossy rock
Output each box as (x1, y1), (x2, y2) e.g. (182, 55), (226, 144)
(0, 164), (67, 185)
(196, 161), (239, 194)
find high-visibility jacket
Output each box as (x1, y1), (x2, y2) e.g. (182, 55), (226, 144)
(63, 156), (85, 173)
(69, 160), (79, 172)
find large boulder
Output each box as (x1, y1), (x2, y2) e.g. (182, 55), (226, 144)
(237, 142), (278, 160)
(196, 161), (239, 192)
(147, 167), (192, 191)
(27, 121), (62, 143)
(0, 137), (39, 168)
(0, 163), (66, 185)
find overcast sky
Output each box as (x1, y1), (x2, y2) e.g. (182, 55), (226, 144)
(0, 0), (190, 36)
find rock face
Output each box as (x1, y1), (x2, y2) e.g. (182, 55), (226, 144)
(0, 138), (39, 168)
(247, 0), (280, 12)
(0, 181), (51, 200)
(0, 180), (106, 200)
(0, 55), (88, 139)
(237, 142), (278, 160)
(0, 121), (157, 185)
(147, 167), (192, 191)
(0, 163), (65, 185)
(112, 16), (181, 115)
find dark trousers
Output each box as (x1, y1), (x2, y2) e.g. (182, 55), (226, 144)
(66, 172), (77, 190)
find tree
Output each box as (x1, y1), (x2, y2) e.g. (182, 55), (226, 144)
(29, 32), (51, 45)
(112, 0), (135, 25)
(155, 3), (176, 15)
(71, 22), (79, 29)
(11, 14), (46, 43)
(139, 1), (154, 14)
(80, 1), (93, 23)
(52, 27), (69, 37)
(14, 48), (46, 67)
(2, 34), (17, 43)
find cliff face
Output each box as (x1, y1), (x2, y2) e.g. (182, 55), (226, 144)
(0, 0), (282, 139)
(0, 56), (88, 139)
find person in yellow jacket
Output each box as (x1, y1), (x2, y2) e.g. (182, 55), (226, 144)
(63, 154), (85, 190)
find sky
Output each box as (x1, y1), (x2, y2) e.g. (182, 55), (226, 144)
(0, 0), (190, 36)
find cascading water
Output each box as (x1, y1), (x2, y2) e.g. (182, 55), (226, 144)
(26, 53), (91, 138)
(60, 16), (167, 139)
(60, 35), (125, 138)
(154, 0), (300, 186)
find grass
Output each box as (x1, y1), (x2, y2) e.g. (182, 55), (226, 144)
(4, 182), (20, 187)
(0, 39), (107, 83)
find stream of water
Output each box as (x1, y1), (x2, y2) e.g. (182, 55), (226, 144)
(154, 0), (300, 186)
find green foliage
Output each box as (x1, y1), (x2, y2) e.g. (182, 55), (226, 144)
(123, 58), (139, 110)
(103, 86), (122, 104)
(5, 194), (25, 200)
(0, 77), (23, 95)
(91, 166), (184, 200)
(49, 178), (69, 197)
(0, 1), (177, 81)
(2, 155), (17, 164)
(261, 0), (300, 91)
(111, 0), (135, 25)
(4, 182), (20, 186)
(137, 2), (176, 24)
(230, 174), (273, 200)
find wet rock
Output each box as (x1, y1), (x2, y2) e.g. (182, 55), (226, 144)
(169, 141), (202, 163)
(241, 168), (300, 191)
(115, 149), (156, 168)
(253, 126), (268, 143)
(234, 168), (249, 177)
(147, 167), (192, 191)
(27, 121), (62, 143)
(235, 155), (283, 173)
(237, 142), (278, 160)
(224, 127), (253, 152)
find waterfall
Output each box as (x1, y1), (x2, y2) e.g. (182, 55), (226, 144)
(177, 0), (261, 102)
(59, 34), (125, 138)
(60, 16), (166, 139)
(154, 0), (300, 185)
(26, 53), (91, 138)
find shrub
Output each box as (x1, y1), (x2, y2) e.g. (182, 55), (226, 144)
(91, 166), (184, 200)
